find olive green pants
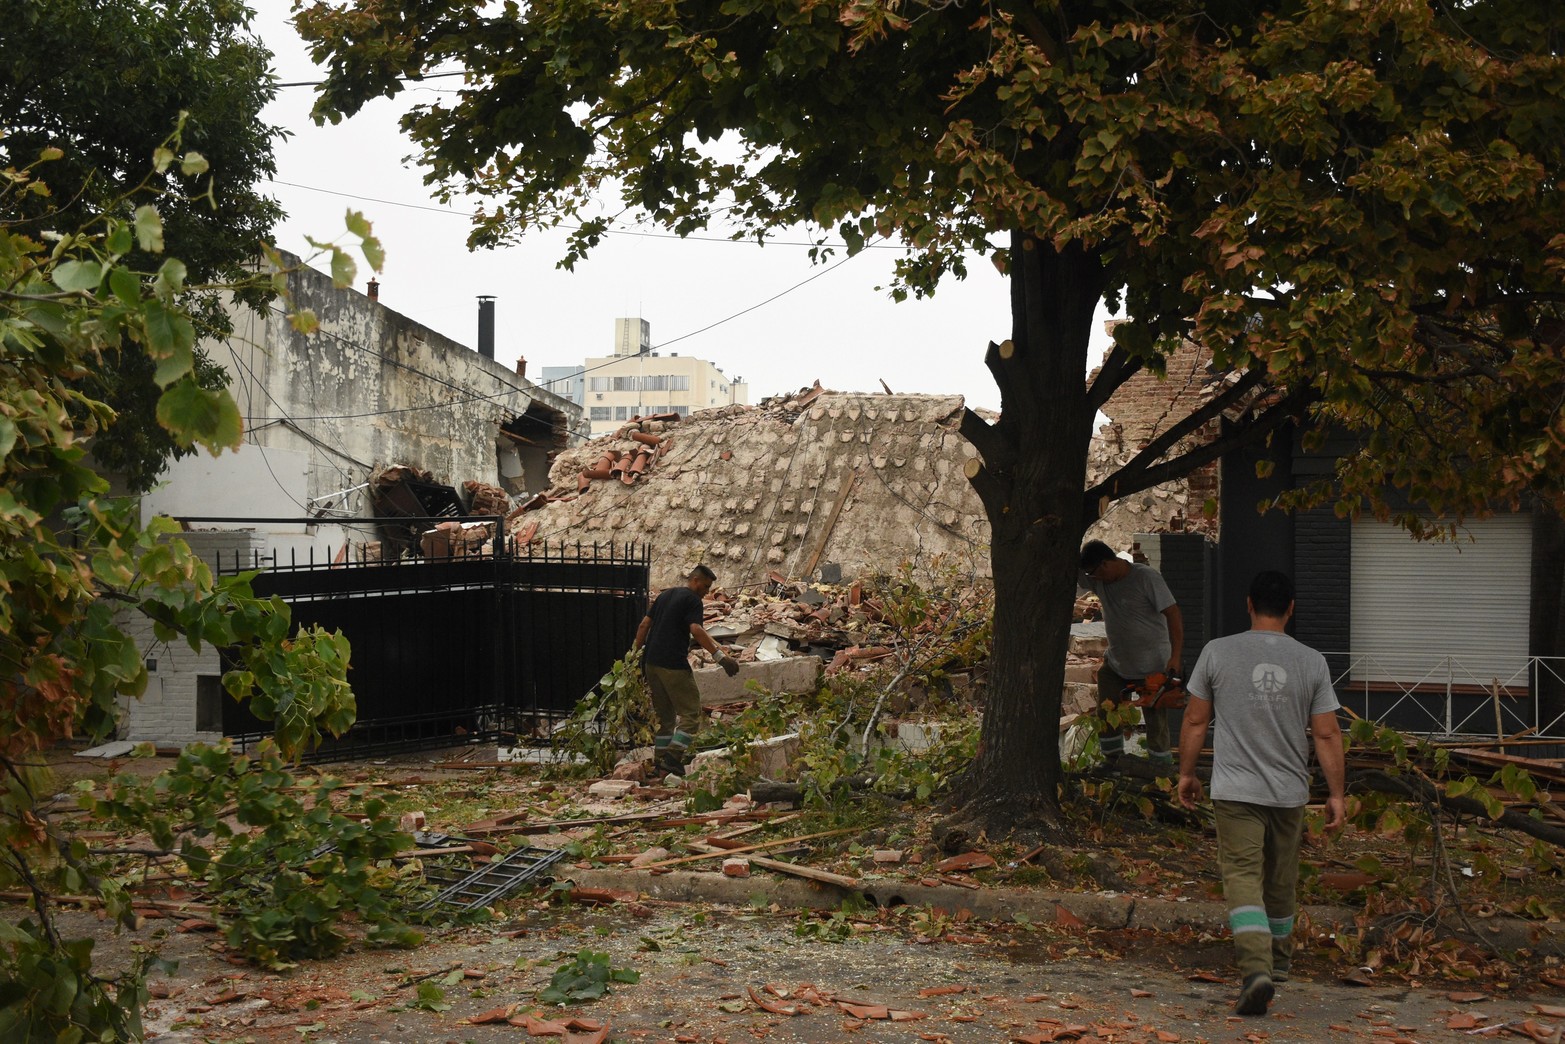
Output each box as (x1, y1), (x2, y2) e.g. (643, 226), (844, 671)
(1213, 800), (1305, 979)
(1096, 662), (1172, 758)
(646, 665), (702, 756)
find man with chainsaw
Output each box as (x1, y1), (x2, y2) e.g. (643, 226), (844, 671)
(1078, 539), (1184, 768)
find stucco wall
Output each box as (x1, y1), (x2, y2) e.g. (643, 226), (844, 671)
(209, 254), (581, 520)
(116, 530), (270, 745)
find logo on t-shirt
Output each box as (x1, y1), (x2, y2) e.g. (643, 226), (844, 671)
(1251, 663), (1289, 702)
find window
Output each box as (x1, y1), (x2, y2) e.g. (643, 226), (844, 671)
(643, 374), (667, 391)
(589, 407), (612, 420)
(670, 375), (690, 391)
(589, 377), (611, 391)
(196, 675), (223, 732)
(711, 379), (717, 388)
(615, 406), (629, 420)
(612, 375), (638, 391)
(672, 406), (690, 417)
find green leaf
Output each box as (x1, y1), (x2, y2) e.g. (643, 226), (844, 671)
(0, 415), (15, 460)
(134, 205), (164, 252)
(344, 210), (372, 238)
(52, 260), (103, 293)
(143, 301), (195, 384)
(106, 222), (133, 256)
(152, 147), (175, 173)
(154, 258), (187, 299)
(108, 267), (141, 306)
(180, 151), (209, 176)
(155, 380), (242, 451)
(329, 247), (356, 289)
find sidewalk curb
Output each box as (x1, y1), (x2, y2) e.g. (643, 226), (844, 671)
(558, 866), (1564, 955)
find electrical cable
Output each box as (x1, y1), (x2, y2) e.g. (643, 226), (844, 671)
(241, 237), (874, 434)
(263, 177), (903, 249)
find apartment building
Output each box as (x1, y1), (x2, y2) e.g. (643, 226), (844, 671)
(549, 318), (750, 436)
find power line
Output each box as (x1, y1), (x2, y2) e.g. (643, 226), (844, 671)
(274, 70), (468, 88)
(263, 177), (903, 249)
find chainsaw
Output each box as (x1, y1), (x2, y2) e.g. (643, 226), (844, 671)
(1120, 672), (1188, 712)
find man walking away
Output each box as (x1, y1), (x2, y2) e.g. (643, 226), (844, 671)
(1177, 570), (1346, 1016)
(633, 564), (739, 775)
(1079, 539), (1184, 767)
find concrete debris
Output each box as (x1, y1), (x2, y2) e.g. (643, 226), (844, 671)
(630, 847), (671, 867)
(587, 779), (639, 799)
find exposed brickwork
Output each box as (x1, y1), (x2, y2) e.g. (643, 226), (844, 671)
(1085, 334), (1222, 554)
(115, 531), (269, 745)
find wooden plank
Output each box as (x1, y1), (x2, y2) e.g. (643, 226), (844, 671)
(631, 827), (858, 870)
(464, 811), (670, 836)
(1446, 747), (1565, 785)
(688, 842), (861, 888)
(802, 471), (860, 579)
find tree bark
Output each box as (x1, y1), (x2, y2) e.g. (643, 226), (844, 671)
(935, 232), (1104, 850)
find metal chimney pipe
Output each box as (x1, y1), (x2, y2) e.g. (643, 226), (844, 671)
(477, 295), (496, 359)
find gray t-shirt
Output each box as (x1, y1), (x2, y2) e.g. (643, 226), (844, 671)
(1082, 563), (1176, 677)
(1186, 630), (1341, 807)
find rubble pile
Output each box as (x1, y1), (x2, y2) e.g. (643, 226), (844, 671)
(504, 384), (992, 589)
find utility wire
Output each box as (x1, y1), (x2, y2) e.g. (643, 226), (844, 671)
(264, 177), (903, 249)
(244, 239), (873, 431)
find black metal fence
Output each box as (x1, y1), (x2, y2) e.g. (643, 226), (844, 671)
(214, 523), (649, 759)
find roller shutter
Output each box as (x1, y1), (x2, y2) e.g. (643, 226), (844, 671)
(1349, 514), (1531, 686)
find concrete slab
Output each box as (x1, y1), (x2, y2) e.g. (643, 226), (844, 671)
(696, 656), (820, 705)
(76, 741), (136, 759)
(496, 746), (587, 765)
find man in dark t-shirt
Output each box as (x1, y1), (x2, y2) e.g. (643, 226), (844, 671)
(633, 564), (738, 774)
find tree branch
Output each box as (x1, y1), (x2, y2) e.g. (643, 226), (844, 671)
(1085, 344), (1143, 415)
(1349, 768), (1565, 849)
(1082, 387), (1311, 525)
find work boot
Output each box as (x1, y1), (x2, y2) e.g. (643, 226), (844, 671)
(654, 751), (686, 777)
(1235, 972), (1274, 1016)
(1271, 961), (1290, 984)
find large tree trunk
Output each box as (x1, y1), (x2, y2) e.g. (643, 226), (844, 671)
(935, 232), (1105, 850)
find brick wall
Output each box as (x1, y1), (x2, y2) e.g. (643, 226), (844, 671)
(1292, 507), (1350, 674)
(1086, 335), (1222, 552)
(116, 530), (270, 745)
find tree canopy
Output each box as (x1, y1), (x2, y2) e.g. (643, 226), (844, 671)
(298, 0), (1565, 838)
(0, 0), (286, 490)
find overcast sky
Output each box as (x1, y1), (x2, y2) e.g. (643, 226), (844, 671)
(254, 9), (1113, 413)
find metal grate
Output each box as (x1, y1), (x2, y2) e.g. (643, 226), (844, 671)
(418, 844), (567, 911)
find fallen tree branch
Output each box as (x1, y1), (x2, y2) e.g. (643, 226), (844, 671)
(1348, 768), (1565, 848)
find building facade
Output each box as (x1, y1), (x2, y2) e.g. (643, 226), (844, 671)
(120, 252), (583, 746)
(548, 318), (749, 435)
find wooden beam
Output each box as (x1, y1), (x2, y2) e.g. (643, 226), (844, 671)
(630, 827), (857, 870)
(802, 470), (860, 579)
(690, 842), (860, 888)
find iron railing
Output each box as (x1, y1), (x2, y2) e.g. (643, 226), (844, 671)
(1321, 652), (1565, 741)
(208, 519), (650, 760)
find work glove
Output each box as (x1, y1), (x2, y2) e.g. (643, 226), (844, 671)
(719, 656), (740, 677)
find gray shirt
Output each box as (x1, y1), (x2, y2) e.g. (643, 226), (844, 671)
(1082, 563), (1177, 677)
(1186, 629), (1341, 807)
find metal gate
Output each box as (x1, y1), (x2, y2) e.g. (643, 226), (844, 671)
(217, 527), (649, 758)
